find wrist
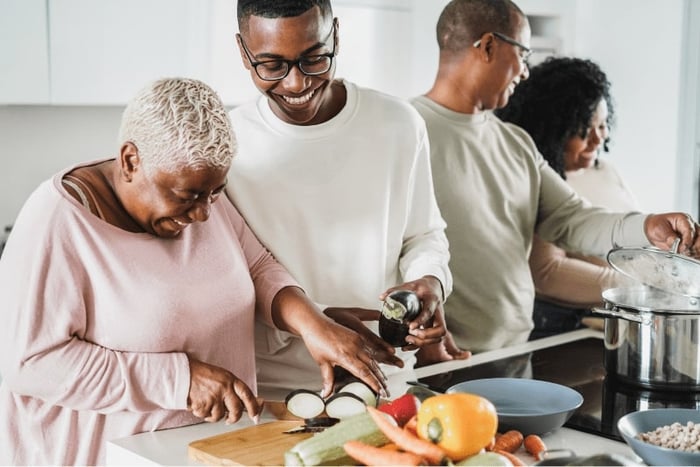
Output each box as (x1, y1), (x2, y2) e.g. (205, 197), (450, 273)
(424, 275), (446, 302)
(271, 286), (322, 335)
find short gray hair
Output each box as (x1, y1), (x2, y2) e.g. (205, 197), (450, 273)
(119, 77), (235, 175)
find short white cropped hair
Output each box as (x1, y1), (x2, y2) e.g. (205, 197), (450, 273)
(119, 77), (235, 175)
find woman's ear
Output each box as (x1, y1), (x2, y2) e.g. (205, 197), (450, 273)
(119, 142), (140, 182)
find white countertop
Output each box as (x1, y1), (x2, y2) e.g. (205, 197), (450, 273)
(106, 328), (642, 465)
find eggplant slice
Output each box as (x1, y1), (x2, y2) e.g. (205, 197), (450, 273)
(336, 381), (378, 407)
(284, 389), (325, 419)
(324, 392), (367, 419)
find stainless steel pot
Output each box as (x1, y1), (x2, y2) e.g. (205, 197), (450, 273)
(592, 244), (700, 390)
(593, 286), (700, 391)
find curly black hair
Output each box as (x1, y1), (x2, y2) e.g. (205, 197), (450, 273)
(495, 56), (615, 179)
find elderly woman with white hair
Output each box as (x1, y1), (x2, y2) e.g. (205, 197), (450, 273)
(0, 77), (387, 465)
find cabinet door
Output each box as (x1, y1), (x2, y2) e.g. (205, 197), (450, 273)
(48, 0), (213, 105)
(333, 3), (414, 98)
(206, 0), (260, 106)
(0, 0), (50, 104)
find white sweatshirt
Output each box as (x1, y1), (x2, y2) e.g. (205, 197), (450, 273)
(227, 80), (451, 395)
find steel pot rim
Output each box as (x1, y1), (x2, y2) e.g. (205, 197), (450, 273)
(601, 286), (700, 315)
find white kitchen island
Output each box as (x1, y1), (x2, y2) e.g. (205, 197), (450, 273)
(106, 329), (642, 465)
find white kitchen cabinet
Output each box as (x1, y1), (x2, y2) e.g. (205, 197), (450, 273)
(48, 0), (233, 105)
(333, 2), (414, 98)
(206, 0), (261, 106)
(2, 0), (417, 106)
(0, 0), (50, 104)
(47, 0), (414, 105)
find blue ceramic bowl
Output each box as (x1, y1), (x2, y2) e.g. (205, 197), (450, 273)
(446, 378), (583, 435)
(617, 408), (700, 466)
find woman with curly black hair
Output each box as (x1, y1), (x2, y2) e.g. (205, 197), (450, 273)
(496, 56), (639, 339)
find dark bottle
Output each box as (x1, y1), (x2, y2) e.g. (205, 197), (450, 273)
(378, 290), (421, 346)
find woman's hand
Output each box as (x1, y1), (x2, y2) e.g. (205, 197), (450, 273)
(187, 357), (261, 424)
(644, 212), (700, 257)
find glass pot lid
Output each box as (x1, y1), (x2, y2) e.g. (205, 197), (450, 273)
(607, 240), (700, 298)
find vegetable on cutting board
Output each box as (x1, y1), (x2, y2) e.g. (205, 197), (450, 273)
(284, 411), (389, 466)
(336, 380), (377, 407)
(285, 389), (325, 420)
(285, 378), (376, 421)
(324, 392), (367, 419)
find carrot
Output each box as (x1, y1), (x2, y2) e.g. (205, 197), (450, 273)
(366, 405), (447, 465)
(493, 449), (525, 466)
(524, 434), (547, 461)
(343, 440), (424, 466)
(492, 430), (524, 453)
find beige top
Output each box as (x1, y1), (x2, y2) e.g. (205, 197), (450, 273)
(530, 158), (641, 307)
(411, 97), (648, 352)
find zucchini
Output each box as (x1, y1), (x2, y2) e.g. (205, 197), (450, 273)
(284, 411), (389, 466)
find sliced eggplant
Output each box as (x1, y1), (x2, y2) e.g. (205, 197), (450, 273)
(324, 392), (367, 419)
(336, 381), (378, 407)
(303, 416), (340, 428)
(284, 389), (325, 419)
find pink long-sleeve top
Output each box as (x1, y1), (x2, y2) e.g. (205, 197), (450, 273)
(0, 161), (298, 465)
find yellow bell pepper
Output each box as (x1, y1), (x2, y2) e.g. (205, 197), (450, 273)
(416, 393), (498, 461)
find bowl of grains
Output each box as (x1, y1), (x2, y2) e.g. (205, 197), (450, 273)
(617, 408), (700, 466)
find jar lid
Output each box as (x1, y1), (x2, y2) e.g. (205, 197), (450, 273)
(607, 241), (700, 298)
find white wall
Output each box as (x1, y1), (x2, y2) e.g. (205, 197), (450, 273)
(406, 0), (686, 215)
(572, 0), (685, 214)
(0, 106), (124, 226)
(0, 0), (692, 226)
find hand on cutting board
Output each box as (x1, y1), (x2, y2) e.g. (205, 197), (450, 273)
(187, 357), (261, 425)
(299, 314), (397, 398)
(644, 213), (700, 257)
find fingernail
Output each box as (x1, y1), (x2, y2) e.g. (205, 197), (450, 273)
(252, 414), (260, 425)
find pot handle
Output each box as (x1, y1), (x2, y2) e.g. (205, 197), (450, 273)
(591, 306), (651, 325)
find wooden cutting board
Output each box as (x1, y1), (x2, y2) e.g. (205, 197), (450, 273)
(188, 420), (313, 466)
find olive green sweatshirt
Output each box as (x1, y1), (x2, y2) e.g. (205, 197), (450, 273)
(411, 96), (647, 352)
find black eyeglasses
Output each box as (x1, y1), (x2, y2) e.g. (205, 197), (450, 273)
(238, 24), (336, 81)
(473, 31), (532, 64)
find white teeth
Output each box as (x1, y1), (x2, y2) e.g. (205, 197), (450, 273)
(283, 88), (315, 105)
